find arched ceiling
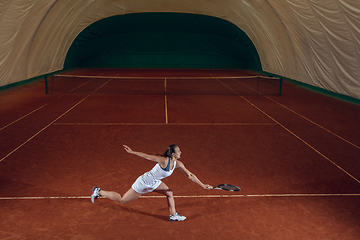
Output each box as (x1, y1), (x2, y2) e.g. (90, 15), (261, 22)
(0, 0), (359, 99)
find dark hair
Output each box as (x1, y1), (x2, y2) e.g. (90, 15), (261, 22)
(163, 144), (178, 158)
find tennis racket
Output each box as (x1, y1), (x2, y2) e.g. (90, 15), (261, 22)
(213, 184), (241, 191)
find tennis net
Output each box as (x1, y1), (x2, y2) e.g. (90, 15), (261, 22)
(47, 74), (282, 96)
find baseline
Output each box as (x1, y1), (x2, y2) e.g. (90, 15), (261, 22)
(1, 193), (359, 201)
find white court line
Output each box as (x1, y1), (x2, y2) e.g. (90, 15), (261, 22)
(0, 77), (114, 163)
(0, 105), (48, 131)
(242, 97), (360, 184)
(1, 193), (359, 200)
(0, 75), (100, 132)
(215, 78), (360, 185)
(0, 99), (88, 163)
(265, 96), (360, 150)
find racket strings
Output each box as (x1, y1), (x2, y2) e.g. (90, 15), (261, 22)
(216, 184), (241, 191)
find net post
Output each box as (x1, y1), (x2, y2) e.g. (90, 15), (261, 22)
(44, 75), (48, 94)
(279, 78), (283, 96)
(257, 76), (260, 95)
(51, 75), (55, 94)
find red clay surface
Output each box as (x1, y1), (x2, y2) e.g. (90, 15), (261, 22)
(1, 68), (360, 239)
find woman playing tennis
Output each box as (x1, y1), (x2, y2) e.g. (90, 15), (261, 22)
(91, 144), (213, 221)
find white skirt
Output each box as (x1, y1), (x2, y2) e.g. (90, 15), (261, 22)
(131, 175), (162, 194)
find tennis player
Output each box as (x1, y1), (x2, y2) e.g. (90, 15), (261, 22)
(91, 144), (212, 221)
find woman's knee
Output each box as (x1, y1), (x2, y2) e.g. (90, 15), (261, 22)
(119, 198), (129, 204)
(165, 189), (174, 198)
(155, 188), (173, 198)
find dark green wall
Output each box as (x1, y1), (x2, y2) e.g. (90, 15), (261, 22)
(64, 12), (262, 70)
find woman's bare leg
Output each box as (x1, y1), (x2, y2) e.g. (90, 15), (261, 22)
(100, 188), (142, 204)
(154, 182), (176, 215)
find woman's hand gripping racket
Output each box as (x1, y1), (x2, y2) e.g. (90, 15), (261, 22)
(213, 184), (241, 192)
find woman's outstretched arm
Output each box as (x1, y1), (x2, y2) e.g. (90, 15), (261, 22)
(176, 160), (213, 189)
(123, 145), (166, 164)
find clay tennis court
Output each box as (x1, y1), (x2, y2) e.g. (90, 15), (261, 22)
(1, 68), (360, 239)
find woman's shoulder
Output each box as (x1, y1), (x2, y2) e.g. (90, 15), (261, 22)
(175, 160), (184, 168)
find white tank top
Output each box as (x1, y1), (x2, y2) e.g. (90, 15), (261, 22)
(141, 159), (176, 185)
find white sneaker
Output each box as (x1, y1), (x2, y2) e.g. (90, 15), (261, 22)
(169, 213), (186, 222)
(91, 186), (101, 203)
